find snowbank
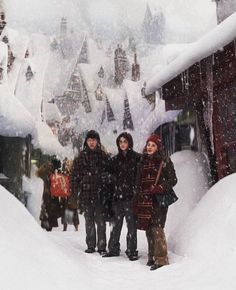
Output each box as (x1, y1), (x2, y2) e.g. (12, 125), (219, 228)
(2, 150), (236, 290)
(23, 168), (43, 222)
(0, 185), (87, 290)
(166, 151), (209, 241)
(174, 172), (236, 261)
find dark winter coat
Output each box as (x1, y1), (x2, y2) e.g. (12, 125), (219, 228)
(135, 151), (177, 230)
(61, 166), (79, 211)
(71, 147), (110, 209)
(111, 149), (141, 201)
(37, 161), (62, 230)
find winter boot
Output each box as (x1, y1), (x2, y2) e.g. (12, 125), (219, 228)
(102, 251), (120, 258)
(97, 249), (107, 255)
(150, 264), (164, 271)
(146, 259), (155, 266)
(85, 248), (95, 254)
(127, 251), (139, 261)
(129, 254), (139, 261)
(74, 224), (79, 231)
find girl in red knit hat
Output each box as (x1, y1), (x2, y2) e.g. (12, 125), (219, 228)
(134, 133), (177, 270)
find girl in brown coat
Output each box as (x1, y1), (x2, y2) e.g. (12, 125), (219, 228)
(135, 134), (177, 270)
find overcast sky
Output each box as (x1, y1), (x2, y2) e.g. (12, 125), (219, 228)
(5, 0), (216, 42)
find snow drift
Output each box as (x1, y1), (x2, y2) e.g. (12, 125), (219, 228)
(0, 185), (87, 290)
(1, 150), (236, 290)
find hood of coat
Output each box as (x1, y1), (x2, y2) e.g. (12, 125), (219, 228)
(116, 132), (133, 153)
(83, 130), (101, 150)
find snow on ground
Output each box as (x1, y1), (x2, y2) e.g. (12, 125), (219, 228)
(0, 184), (88, 290)
(3, 150), (236, 290)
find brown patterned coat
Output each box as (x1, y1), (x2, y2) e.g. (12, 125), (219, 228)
(135, 152), (177, 230)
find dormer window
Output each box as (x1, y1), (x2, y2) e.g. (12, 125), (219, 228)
(25, 49), (29, 58)
(0, 67), (3, 82)
(2, 35), (8, 44)
(25, 65), (33, 81)
(0, 12), (5, 21)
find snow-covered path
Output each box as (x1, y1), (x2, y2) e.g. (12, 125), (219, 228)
(48, 216), (226, 290)
(49, 217), (184, 290)
(2, 151), (236, 290)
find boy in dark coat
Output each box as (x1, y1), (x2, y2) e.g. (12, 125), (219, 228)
(71, 130), (110, 254)
(135, 134), (177, 270)
(103, 132), (140, 261)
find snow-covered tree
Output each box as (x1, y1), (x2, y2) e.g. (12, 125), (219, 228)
(78, 37), (89, 63)
(123, 94), (134, 130)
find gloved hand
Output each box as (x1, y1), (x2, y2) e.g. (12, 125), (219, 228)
(150, 184), (164, 194)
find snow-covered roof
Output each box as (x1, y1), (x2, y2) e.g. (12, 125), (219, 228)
(15, 36), (50, 122)
(0, 26), (29, 59)
(32, 121), (73, 158)
(141, 98), (181, 134)
(44, 102), (62, 123)
(1, 26), (30, 93)
(145, 12), (236, 95)
(0, 83), (35, 138)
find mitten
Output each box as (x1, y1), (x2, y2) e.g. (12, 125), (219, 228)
(150, 184), (164, 194)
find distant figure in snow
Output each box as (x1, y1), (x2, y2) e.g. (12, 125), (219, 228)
(61, 158), (80, 231)
(103, 132), (140, 261)
(71, 130), (110, 254)
(134, 134), (178, 270)
(37, 158), (62, 231)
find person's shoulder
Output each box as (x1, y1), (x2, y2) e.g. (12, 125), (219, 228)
(132, 150), (141, 160)
(101, 149), (110, 158)
(74, 150), (87, 163)
(78, 150), (87, 157)
(111, 153), (119, 163)
(162, 155), (174, 168)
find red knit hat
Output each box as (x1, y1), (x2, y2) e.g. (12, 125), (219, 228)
(146, 134), (161, 147)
